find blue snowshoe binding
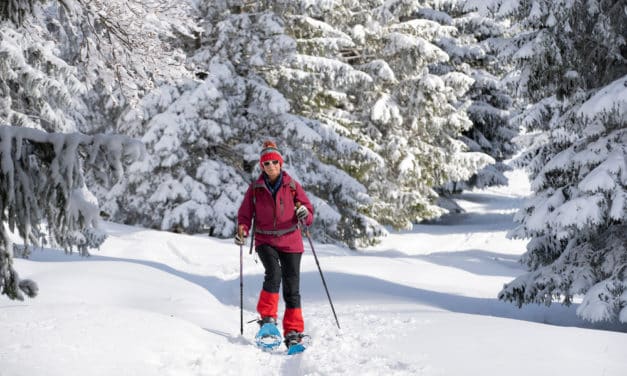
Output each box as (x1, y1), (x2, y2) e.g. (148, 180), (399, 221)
(285, 331), (308, 355)
(254, 317), (282, 351)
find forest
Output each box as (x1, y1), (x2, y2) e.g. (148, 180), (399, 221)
(0, 0), (625, 322)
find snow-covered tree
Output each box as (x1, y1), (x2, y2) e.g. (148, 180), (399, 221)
(99, 1), (294, 237)
(0, 3), (84, 132)
(43, 0), (196, 133)
(497, 0), (627, 323)
(266, 1), (392, 245)
(280, 0), (493, 227)
(1, 0), (194, 135)
(0, 0), (43, 27)
(99, 1), (380, 248)
(429, 0), (518, 192)
(0, 125), (142, 300)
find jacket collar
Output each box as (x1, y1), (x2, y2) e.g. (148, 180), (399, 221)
(263, 171), (283, 194)
(256, 170), (291, 186)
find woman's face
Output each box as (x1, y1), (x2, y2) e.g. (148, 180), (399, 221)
(262, 160), (281, 181)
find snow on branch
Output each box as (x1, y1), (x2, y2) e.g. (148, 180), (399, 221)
(0, 125), (143, 300)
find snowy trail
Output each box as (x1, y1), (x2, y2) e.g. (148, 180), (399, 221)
(2, 169), (626, 375)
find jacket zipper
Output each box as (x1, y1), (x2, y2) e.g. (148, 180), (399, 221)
(272, 187), (277, 231)
(279, 197), (284, 224)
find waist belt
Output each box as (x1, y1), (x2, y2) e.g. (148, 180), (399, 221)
(255, 224), (298, 236)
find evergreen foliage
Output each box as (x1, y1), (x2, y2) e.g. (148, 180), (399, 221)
(0, 7), (84, 132)
(0, 125), (142, 300)
(496, 0), (627, 323)
(274, 0), (494, 229)
(426, 0), (518, 193)
(100, 1), (383, 248)
(44, 0), (196, 133)
(1, 0), (193, 134)
(4, 0), (591, 257)
(101, 1), (293, 237)
(98, 0), (499, 247)
(0, 0), (43, 27)
(0, 0), (503, 249)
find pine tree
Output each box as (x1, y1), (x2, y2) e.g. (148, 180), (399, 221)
(426, 1), (519, 192)
(281, 0), (493, 228)
(1, 0), (194, 135)
(42, 0), (196, 134)
(0, 3), (84, 132)
(0, 125), (142, 300)
(497, 0), (627, 323)
(268, 1), (388, 246)
(101, 1), (389, 247)
(0, 0), (43, 27)
(100, 1), (296, 238)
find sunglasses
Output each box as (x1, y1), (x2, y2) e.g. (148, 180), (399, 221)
(263, 160), (280, 167)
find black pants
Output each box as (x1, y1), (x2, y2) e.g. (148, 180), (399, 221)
(256, 244), (302, 309)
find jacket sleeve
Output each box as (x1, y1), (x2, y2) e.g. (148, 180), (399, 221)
(237, 183), (254, 236)
(294, 181), (314, 227)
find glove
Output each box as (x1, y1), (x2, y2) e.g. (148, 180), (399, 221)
(234, 226), (247, 246)
(234, 233), (246, 246)
(295, 205), (309, 221)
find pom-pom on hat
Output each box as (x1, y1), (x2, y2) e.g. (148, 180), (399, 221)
(259, 140), (284, 167)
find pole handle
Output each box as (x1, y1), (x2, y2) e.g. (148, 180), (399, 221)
(248, 218), (255, 255)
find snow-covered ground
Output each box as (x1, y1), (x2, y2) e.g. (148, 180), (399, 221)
(1, 169), (626, 375)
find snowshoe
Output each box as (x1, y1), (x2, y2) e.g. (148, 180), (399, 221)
(285, 331), (308, 355)
(254, 317), (282, 351)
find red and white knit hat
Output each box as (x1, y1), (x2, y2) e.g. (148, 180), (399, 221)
(259, 140), (284, 167)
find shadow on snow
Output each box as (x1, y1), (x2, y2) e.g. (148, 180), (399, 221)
(358, 249), (523, 277)
(23, 249), (627, 334)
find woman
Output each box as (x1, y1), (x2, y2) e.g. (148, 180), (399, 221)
(235, 140), (314, 348)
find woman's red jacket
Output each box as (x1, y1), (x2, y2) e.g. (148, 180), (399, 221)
(237, 171), (314, 253)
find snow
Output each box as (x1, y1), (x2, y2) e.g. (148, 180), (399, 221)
(2, 169), (627, 375)
(610, 188), (627, 220)
(578, 75), (627, 118)
(371, 94), (403, 126)
(383, 32), (448, 63)
(577, 281), (622, 323)
(549, 194), (605, 231)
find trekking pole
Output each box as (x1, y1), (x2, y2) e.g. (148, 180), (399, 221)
(239, 242), (244, 335)
(297, 205), (341, 330)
